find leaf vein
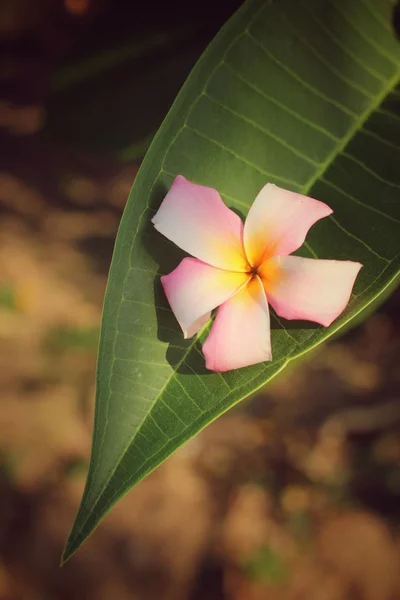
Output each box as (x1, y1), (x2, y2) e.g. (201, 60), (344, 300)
(246, 30), (358, 117)
(223, 61), (340, 141)
(333, 1), (399, 66)
(204, 92), (321, 165)
(361, 127), (400, 151)
(342, 151), (400, 190)
(360, 0), (392, 32)
(304, 3), (387, 83)
(329, 215), (390, 262)
(321, 177), (400, 223)
(277, 6), (376, 98)
(185, 123), (304, 188)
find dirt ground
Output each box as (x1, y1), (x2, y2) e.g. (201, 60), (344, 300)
(1, 1), (400, 598)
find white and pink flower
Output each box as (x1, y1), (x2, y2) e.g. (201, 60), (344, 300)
(152, 175), (362, 372)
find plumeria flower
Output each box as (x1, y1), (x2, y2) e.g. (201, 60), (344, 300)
(152, 175), (362, 372)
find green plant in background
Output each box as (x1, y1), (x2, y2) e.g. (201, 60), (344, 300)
(244, 545), (288, 585)
(62, 0), (400, 561)
(44, 325), (100, 354)
(0, 284), (17, 311)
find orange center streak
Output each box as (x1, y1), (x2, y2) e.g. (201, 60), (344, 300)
(246, 259), (281, 294)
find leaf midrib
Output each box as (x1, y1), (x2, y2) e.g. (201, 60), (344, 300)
(301, 70), (400, 193)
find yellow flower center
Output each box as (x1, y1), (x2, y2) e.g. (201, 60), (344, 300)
(247, 259), (281, 293)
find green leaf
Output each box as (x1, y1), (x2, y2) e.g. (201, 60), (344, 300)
(63, 0), (400, 561)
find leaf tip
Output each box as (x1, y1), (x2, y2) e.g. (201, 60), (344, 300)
(61, 523), (87, 565)
(60, 538), (76, 566)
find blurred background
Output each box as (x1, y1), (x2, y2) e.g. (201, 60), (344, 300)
(1, 1), (400, 599)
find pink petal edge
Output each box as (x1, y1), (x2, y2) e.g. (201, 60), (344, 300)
(264, 255), (363, 327)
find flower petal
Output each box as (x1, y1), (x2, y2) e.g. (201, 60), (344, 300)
(262, 255), (362, 327)
(185, 314), (212, 339)
(152, 175), (248, 271)
(161, 257), (250, 338)
(243, 183), (333, 266)
(202, 276), (272, 372)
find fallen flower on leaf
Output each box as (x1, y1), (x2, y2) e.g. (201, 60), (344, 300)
(152, 176), (362, 372)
